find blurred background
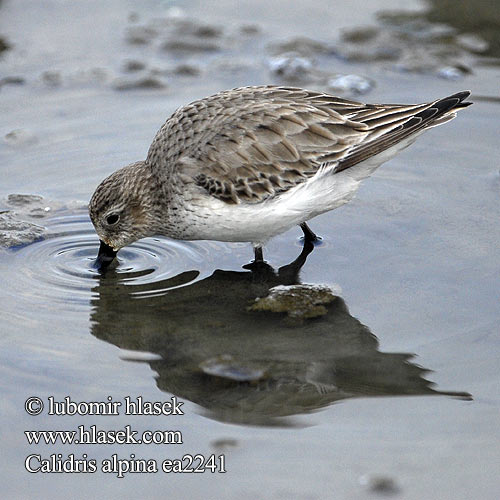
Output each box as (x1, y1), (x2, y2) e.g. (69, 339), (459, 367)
(1, 1), (499, 499)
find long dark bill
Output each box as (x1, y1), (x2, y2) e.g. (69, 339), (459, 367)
(94, 240), (118, 271)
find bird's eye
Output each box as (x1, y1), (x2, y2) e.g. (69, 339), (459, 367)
(106, 214), (120, 225)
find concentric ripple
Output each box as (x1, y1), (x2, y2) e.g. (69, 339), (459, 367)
(4, 211), (229, 309)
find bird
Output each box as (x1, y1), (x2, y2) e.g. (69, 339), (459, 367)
(89, 85), (472, 270)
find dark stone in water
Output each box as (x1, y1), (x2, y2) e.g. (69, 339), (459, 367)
(0, 36), (10, 54)
(3, 129), (38, 147)
(0, 76), (25, 87)
(123, 60), (146, 73)
(161, 39), (220, 53)
(112, 75), (168, 91)
(359, 474), (401, 496)
(269, 37), (332, 56)
(173, 64), (200, 76)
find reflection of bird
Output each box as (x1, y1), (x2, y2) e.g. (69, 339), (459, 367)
(89, 85), (472, 269)
(90, 245), (471, 427)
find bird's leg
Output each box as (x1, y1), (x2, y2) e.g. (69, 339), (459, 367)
(242, 245), (272, 274)
(300, 222), (321, 243)
(254, 246), (264, 263)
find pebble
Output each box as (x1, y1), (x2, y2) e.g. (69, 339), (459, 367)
(3, 129), (38, 147)
(267, 53), (314, 81)
(328, 74), (374, 94)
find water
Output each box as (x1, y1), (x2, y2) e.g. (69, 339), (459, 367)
(1, 0), (500, 499)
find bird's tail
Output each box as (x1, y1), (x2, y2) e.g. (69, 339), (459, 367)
(334, 91), (472, 174)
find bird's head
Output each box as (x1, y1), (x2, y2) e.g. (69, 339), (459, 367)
(89, 161), (157, 270)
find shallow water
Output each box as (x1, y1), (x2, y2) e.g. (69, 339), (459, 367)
(1, 0), (500, 499)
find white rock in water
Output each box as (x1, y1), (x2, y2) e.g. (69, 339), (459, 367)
(437, 65), (467, 80)
(328, 74), (374, 94)
(267, 53), (314, 80)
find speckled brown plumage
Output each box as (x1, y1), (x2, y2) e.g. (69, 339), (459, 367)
(89, 85), (471, 266)
(145, 86), (471, 203)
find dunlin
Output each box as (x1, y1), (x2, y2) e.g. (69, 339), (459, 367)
(89, 85), (471, 269)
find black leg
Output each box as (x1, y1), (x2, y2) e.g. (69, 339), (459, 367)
(254, 246), (264, 263)
(300, 222), (320, 242)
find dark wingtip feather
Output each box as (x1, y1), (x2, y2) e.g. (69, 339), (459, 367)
(448, 90), (471, 100)
(445, 90), (473, 109)
(334, 90), (472, 174)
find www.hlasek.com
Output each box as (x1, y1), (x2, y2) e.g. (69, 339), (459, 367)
(24, 396), (227, 477)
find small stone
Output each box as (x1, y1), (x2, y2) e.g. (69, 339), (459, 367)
(128, 12), (139, 23)
(269, 37), (331, 56)
(193, 25), (222, 38)
(0, 36), (10, 53)
(249, 284), (340, 321)
(123, 60), (146, 72)
(173, 64), (200, 76)
(112, 76), (167, 91)
(240, 24), (260, 35)
(0, 76), (25, 87)
(41, 70), (62, 87)
(211, 438), (238, 450)
(125, 26), (158, 45)
(341, 26), (379, 43)
(328, 74), (374, 95)
(359, 474), (401, 496)
(7, 194), (44, 207)
(267, 54), (314, 81)
(3, 129), (37, 147)
(161, 39), (219, 52)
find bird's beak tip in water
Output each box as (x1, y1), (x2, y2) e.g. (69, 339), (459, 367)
(94, 240), (118, 271)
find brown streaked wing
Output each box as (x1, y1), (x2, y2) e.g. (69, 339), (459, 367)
(176, 86), (370, 204)
(170, 86), (471, 204)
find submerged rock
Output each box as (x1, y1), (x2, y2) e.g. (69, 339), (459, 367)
(172, 64), (200, 76)
(0, 76), (25, 88)
(359, 474), (401, 496)
(211, 438), (238, 450)
(41, 70), (62, 87)
(0, 194), (85, 248)
(337, 11), (479, 77)
(5, 194), (54, 217)
(122, 59), (147, 73)
(3, 129), (38, 147)
(112, 75), (167, 91)
(0, 211), (45, 247)
(125, 25), (158, 45)
(249, 284), (340, 322)
(269, 37), (332, 57)
(0, 36), (10, 54)
(161, 39), (220, 53)
(437, 64), (471, 80)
